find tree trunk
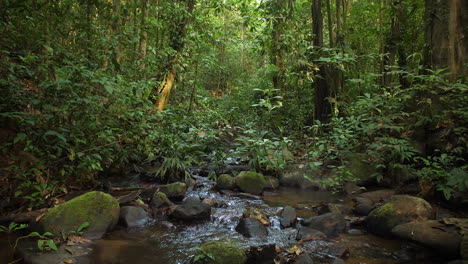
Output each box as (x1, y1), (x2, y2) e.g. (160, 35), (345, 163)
(326, 0), (334, 48)
(139, 0), (149, 68)
(424, 0), (468, 80)
(155, 0), (195, 111)
(111, 0), (122, 69)
(312, 0), (331, 122)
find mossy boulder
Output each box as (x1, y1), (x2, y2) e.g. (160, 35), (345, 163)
(159, 182), (187, 200)
(235, 171), (265, 195)
(39, 191), (119, 239)
(151, 191), (172, 209)
(366, 195), (434, 237)
(197, 241), (247, 264)
(217, 174), (235, 190)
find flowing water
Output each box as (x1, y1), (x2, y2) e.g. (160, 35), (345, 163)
(0, 175), (445, 264)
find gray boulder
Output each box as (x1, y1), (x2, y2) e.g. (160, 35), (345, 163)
(235, 218), (268, 238)
(366, 195), (434, 236)
(119, 206), (149, 228)
(303, 212), (347, 236)
(170, 200), (211, 221)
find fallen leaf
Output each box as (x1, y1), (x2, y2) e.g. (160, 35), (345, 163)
(64, 259), (73, 263)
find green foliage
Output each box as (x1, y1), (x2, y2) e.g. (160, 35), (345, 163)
(0, 222), (28, 233)
(194, 247), (216, 263)
(28, 231), (57, 251)
(235, 129), (292, 174)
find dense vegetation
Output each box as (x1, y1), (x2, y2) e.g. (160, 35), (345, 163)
(1, 0), (467, 211)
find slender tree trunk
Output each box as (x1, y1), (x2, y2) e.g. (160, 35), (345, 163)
(111, 0), (122, 69)
(156, 0), (195, 111)
(139, 0), (149, 68)
(312, 0), (331, 122)
(326, 0), (334, 48)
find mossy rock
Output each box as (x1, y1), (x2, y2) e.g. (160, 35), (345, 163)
(39, 191), (119, 239)
(151, 191), (172, 209)
(217, 174), (235, 190)
(242, 208), (270, 225)
(197, 241), (247, 264)
(367, 195), (434, 237)
(235, 171), (265, 195)
(160, 182), (187, 200)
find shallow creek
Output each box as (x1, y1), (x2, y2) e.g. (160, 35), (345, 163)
(85, 176), (438, 264)
(0, 175), (445, 264)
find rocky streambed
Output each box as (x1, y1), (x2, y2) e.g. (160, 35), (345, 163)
(2, 169), (468, 264)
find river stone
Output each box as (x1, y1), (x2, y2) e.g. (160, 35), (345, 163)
(366, 195), (434, 236)
(119, 206), (149, 228)
(39, 191), (119, 239)
(159, 182), (187, 200)
(302, 212), (347, 236)
(280, 206), (297, 228)
(296, 227), (327, 241)
(327, 203), (353, 215)
(243, 208), (270, 225)
(358, 189), (396, 203)
(391, 220), (462, 256)
(264, 176), (279, 189)
(246, 244), (276, 264)
(236, 218), (268, 238)
(170, 200), (211, 221)
(197, 241), (247, 264)
(235, 171), (266, 195)
(150, 191), (172, 209)
(217, 174), (235, 190)
(295, 252), (314, 264)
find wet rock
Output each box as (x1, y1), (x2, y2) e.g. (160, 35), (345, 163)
(358, 189), (395, 203)
(217, 174), (235, 190)
(158, 220), (176, 230)
(354, 203), (374, 216)
(366, 195), (434, 236)
(280, 206), (297, 228)
(327, 246), (349, 259)
(159, 182), (187, 200)
(197, 241), (247, 264)
(236, 218), (268, 238)
(235, 171), (266, 195)
(294, 252), (314, 264)
(347, 229), (364, 235)
(330, 259), (346, 264)
(202, 198), (218, 207)
(302, 212), (347, 237)
(296, 227), (327, 241)
(119, 206), (149, 228)
(150, 191), (172, 209)
(243, 208), (270, 225)
(38, 191), (119, 239)
(170, 200), (211, 221)
(327, 204), (353, 215)
(185, 196), (201, 204)
(264, 176), (280, 189)
(246, 244), (276, 264)
(392, 220), (462, 256)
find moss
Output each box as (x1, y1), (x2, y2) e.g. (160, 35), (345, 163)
(151, 191), (171, 208)
(199, 241), (247, 264)
(161, 182), (187, 198)
(217, 174), (234, 189)
(235, 171), (266, 195)
(40, 191), (119, 237)
(372, 203), (395, 217)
